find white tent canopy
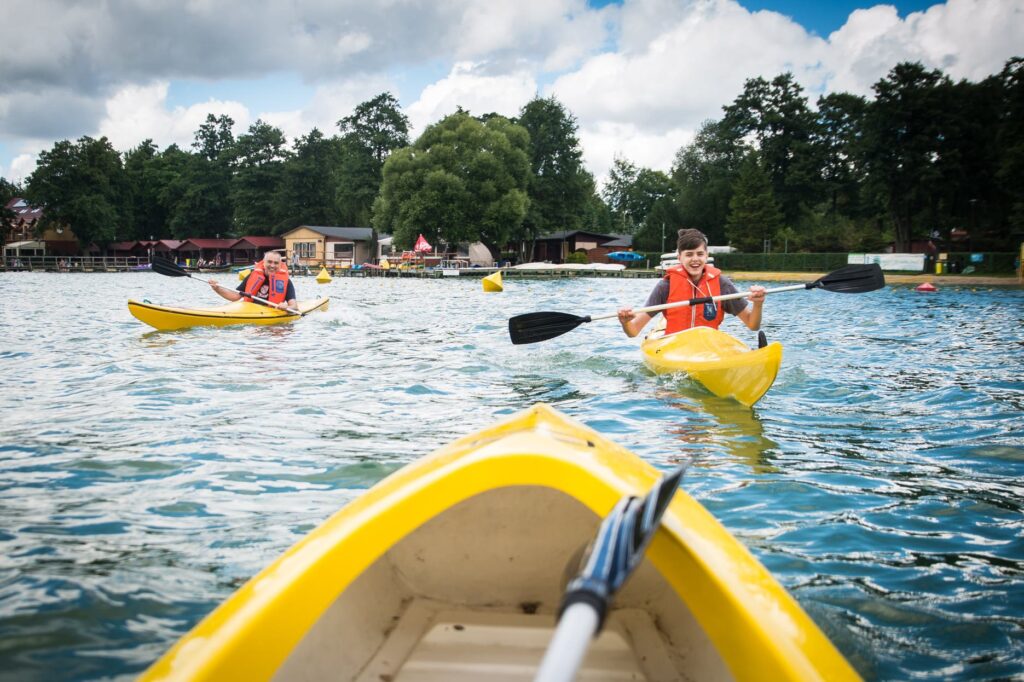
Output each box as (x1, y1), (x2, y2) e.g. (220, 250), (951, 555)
(3, 240), (45, 255)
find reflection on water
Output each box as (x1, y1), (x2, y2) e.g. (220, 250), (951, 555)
(655, 386), (780, 474)
(0, 272), (1022, 681)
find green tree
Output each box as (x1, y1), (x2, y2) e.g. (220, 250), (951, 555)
(373, 111), (530, 258)
(123, 140), (170, 240)
(0, 177), (23, 243)
(724, 153), (784, 252)
(603, 156), (640, 232)
(721, 73), (823, 228)
(25, 136), (128, 247)
(861, 62), (950, 251)
(996, 58), (1024, 235)
(275, 128), (343, 229)
(164, 115), (236, 238)
(230, 119), (289, 233)
(671, 119), (747, 245)
(517, 96), (595, 256)
(336, 93), (411, 225)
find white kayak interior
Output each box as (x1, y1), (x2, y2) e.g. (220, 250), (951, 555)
(273, 485), (732, 681)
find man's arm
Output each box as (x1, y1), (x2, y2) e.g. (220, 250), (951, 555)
(209, 278), (242, 302)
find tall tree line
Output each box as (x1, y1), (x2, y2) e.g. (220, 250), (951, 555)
(10, 57), (1023, 255)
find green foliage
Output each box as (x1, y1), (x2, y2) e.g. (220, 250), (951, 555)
(25, 136), (128, 246)
(0, 176), (23, 238)
(603, 157), (674, 235)
(336, 93), (411, 226)
(124, 140), (168, 240)
(229, 120), (289, 233)
(565, 250), (590, 264)
(722, 73), (823, 227)
(274, 129), (343, 231)
(712, 252), (850, 272)
(517, 97), (596, 248)
(671, 119), (745, 245)
(373, 111), (530, 258)
(725, 153), (784, 252)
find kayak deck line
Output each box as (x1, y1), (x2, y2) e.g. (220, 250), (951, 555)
(127, 298), (329, 331)
(141, 403), (858, 682)
(641, 324), (783, 406)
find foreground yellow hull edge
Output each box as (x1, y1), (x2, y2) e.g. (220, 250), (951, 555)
(641, 326), (783, 406)
(127, 298), (329, 330)
(141, 403), (856, 682)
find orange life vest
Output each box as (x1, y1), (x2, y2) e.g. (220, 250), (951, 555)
(243, 261), (290, 304)
(663, 264), (724, 334)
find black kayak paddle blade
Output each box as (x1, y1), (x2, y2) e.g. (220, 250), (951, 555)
(509, 311), (590, 345)
(812, 263), (885, 293)
(151, 257), (190, 278)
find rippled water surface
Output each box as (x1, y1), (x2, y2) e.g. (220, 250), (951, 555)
(1, 271), (1022, 680)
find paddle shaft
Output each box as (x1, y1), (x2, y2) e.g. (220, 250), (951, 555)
(534, 603), (599, 682)
(180, 269), (302, 315)
(587, 283), (806, 322)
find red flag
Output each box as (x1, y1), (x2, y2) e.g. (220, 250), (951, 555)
(413, 234), (432, 253)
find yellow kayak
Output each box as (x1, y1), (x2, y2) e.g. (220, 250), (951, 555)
(142, 403), (857, 682)
(641, 324), (783, 406)
(127, 298), (329, 331)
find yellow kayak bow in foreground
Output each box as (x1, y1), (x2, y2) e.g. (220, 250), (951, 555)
(641, 325), (783, 406)
(127, 298), (329, 331)
(142, 403), (857, 682)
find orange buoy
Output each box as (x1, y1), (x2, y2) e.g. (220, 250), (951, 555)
(915, 282), (938, 293)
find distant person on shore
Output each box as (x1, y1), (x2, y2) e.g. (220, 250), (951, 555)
(617, 228), (766, 338)
(209, 251), (297, 311)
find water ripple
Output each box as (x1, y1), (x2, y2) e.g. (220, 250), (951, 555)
(0, 272), (1022, 680)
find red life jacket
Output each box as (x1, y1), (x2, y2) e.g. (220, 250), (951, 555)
(243, 261), (290, 304)
(663, 264), (724, 334)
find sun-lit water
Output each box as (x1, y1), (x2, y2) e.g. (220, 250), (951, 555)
(1, 271), (1022, 680)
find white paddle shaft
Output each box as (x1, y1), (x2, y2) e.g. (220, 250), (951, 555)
(209, 281), (301, 315)
(588, 283), (807, 322)
(534, 602), (600, 682)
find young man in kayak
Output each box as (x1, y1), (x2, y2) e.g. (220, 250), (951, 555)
(617, 228), (766, 337)
(208, 251), (297, 311)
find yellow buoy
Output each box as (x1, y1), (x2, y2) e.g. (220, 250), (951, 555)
(316, 267), (332, 284)
(238, 268), (251, 281)
(482, 270), (503, 292)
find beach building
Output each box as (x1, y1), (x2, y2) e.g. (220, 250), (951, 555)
(532, 231), (632, 264)
(281, 226), (376, 268)
(2, 197), (79, 259)
(231, 236), (285, 265)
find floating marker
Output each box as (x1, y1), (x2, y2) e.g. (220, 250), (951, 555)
(915, 282), (937, 293)
(483, 270), (503, 292)
(316, 267), (332, 284)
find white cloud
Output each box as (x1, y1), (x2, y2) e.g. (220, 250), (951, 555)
(3, 0), (1023, 188)
(579, 121), (693, 188)
(406, 62), (538, 136)
(97, 82), (251, 153)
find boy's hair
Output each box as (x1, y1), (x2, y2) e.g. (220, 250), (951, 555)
(676, 228), (709, 251)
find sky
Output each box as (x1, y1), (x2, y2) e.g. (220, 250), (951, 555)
(1, 0), (1021, 188)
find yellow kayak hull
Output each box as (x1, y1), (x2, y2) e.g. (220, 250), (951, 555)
(641, 326), (782, 406)
(142, 403), (856, 682)
(127, 298), (329, 331)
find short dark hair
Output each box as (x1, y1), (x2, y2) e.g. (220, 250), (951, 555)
(676, 228), (708, 251)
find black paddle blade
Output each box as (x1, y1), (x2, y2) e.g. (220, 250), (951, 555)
(508, 311), (589, 345)
(814, 263), (885, 293)
(151, 257), (189, 278)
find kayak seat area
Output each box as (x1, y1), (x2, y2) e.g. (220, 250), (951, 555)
(273, 485), (733, 682)
(353, 601), (675, 681)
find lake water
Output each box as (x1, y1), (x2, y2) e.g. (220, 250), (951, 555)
(1, 271), (1022, 681)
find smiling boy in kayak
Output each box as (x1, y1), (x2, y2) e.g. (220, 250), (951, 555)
(208, 251), (297, 311)
(617, 228), (765, 337)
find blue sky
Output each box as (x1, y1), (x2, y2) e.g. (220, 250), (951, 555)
(1, 0), (1018, 186)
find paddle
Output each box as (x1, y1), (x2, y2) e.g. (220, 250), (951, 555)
(509, 263), (885, 345)
(150, 258), (303, 315)
(534, 465), (686, 682)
